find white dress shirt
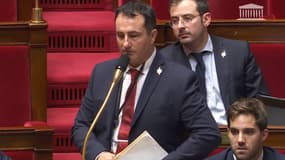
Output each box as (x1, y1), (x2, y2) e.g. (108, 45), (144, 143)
(111, 48), (156, 153)
(189, 35), (227, 125)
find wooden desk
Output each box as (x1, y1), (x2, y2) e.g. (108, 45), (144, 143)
(0, 127), (53, 160)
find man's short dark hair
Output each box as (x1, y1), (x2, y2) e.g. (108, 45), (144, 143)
(227, 98), (268, 131)
(169, 0), (209, 15)
(115, 0), (156, 33)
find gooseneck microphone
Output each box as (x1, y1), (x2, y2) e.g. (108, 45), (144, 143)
(112, 54), (129, 84)
(82, 54), (129, 160)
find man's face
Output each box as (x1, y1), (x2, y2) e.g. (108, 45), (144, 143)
(115, 13), (157, 68)
(169, 0), (210, 45)
(228, 114), (268, 160)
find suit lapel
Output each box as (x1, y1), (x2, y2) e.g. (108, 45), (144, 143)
(263, 147), (275, 160)
(226, 149), (236, 160)
(211, 35), (230, 108)
(131, 53), (165, 127)
(105, 78), (123, 131)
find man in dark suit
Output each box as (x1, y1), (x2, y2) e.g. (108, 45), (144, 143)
(72, 1), (220, 160)
(161, 0), (269, 125)
(208, 98), (285, 160)
(0, 151), (11, 160)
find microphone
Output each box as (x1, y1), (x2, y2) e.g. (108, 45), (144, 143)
(112, 54), (129, 84)
(82, 54), (129, 160)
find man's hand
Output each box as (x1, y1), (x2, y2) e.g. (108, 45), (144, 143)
(97, 152), (116, 160)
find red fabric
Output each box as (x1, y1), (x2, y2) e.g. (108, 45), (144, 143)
(47, 52), (120, 83)
(47, 107), (80, 152)
(0, 0), (17, 21)
(209, 148), (225, 156)
(24, 121), (48, 127)
(149, 0), (285, 20)
(41, 0), (114, 11)
(47, 107), (79, 133)
(53, 152), (81, 160)
(208, 0), (268, 19)
(4, 150), (33, 160)
(117, 69), (140, 153)
(0, 46), (30, 126)
(43, 11), (115, 31)
(278, 149), (285, 155)
(47, 83), (87, 107)
(151, 0), (169, 20)
(250, 43), (285, 98)
(271, 1), (285, 18)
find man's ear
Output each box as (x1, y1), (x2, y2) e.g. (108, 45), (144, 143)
(151, 28), (158, 44)
(262, 128), (269, 141)
(202, 12), (211, 27)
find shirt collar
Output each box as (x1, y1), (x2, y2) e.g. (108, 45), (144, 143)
(204, 34), (213, 53)
(182, 34), (213, 55)
(126, 47), (156, 75)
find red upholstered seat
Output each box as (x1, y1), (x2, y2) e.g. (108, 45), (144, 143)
(47, 52), (120, 154)
(48, 52), (120, 83)
(43, 11), (115, 32)
(0, 46), (30, 126)
(43, 11), (117, 52)
(150, 0), (169, 20)
(4, 151), (33, 160)
(53, 152), (82, 160)
(0, 0), (17, 21)
(42, 0), (120, 158)
(0, 45), (52, 160)
(41, 0), (114, 11)
(250, 43), (285, 98)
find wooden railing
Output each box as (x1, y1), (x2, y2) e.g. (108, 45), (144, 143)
(156, 19), (285, 47)
(0, 127), (53, 160)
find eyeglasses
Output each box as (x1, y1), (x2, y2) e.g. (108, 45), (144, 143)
(170, 14), (201, 26)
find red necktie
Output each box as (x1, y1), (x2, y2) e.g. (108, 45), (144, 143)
(116, 69), (140, 153)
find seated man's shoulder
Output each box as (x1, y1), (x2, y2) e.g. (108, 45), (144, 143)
(264, 146), (285, 160)
(159, 41), (182, 56)
(211, 35), (248, 46)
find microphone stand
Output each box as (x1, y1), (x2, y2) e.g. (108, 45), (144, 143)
(82, 56), (128, 160)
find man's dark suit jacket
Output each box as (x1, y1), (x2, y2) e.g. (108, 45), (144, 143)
(208, 147), (285, 160)
(160, 35), (269, 109)
(0, 151), (11, 160)
(72, 52), (221, 160)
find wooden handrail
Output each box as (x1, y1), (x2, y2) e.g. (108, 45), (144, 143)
(156, 19), (285, 48)
(257, 95), (285, 109)
(0, 126), (53, 160)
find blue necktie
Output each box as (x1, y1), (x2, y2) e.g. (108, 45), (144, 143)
(192, 52), (207, 97)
